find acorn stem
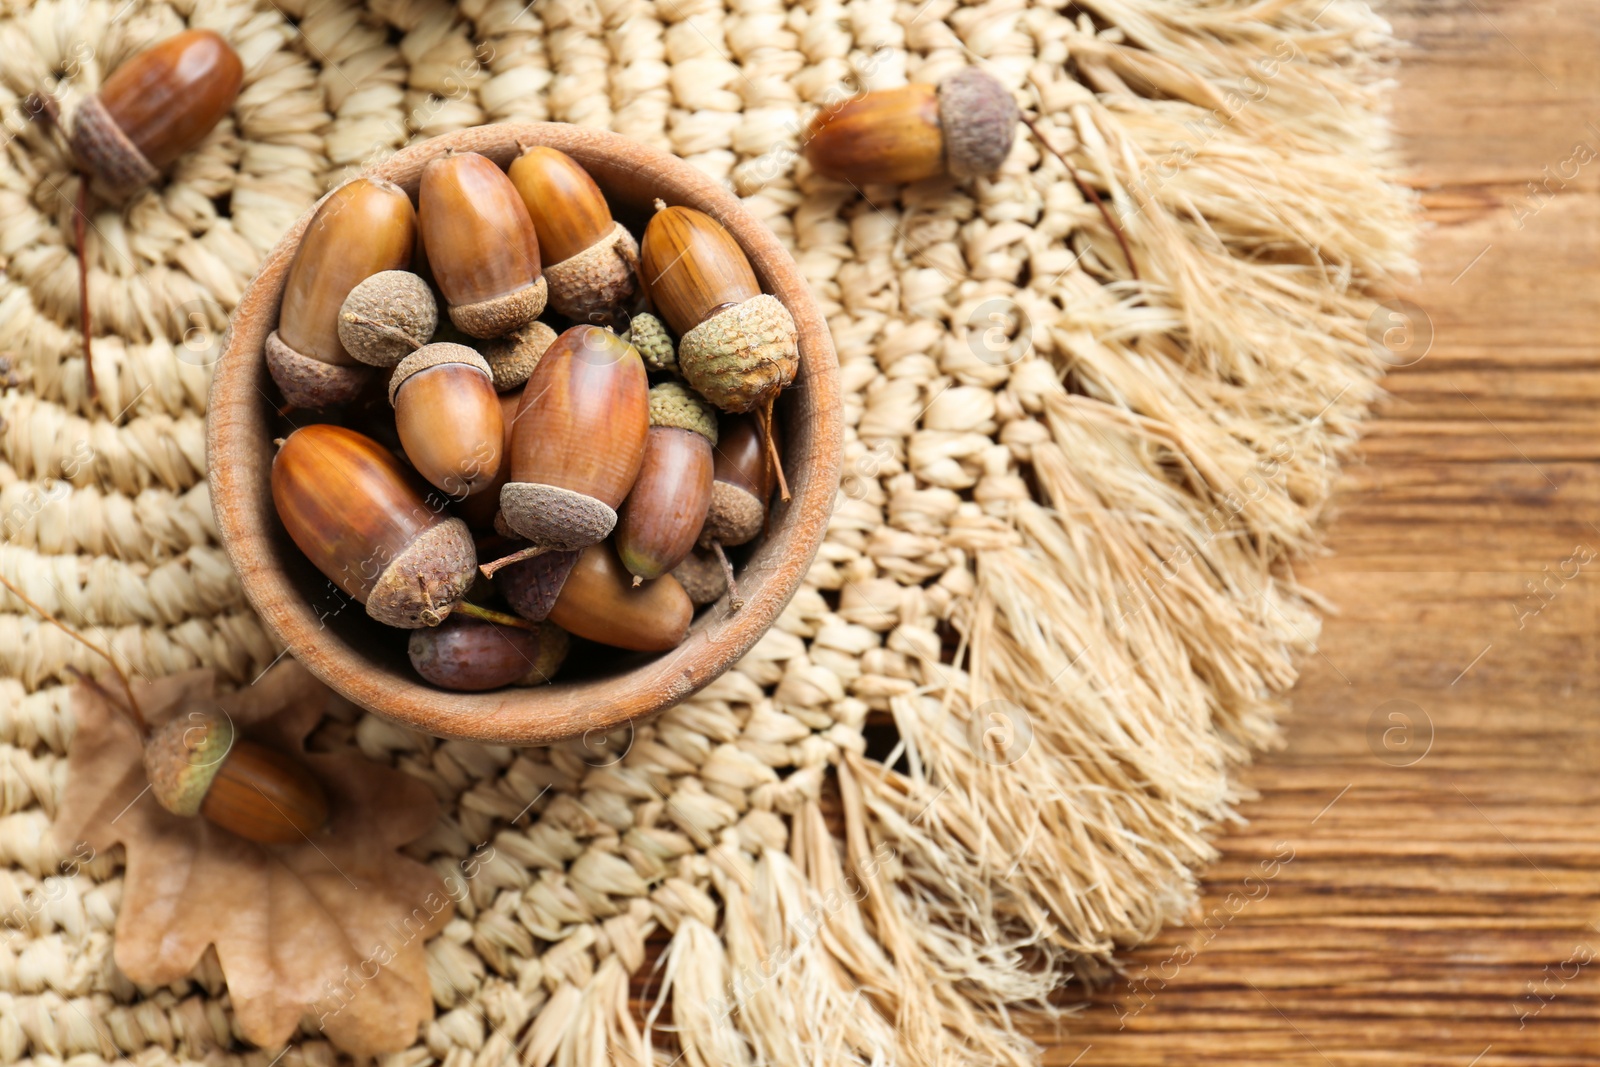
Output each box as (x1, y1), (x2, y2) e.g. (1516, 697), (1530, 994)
(452, 599), (537, 631)
(76, 179), (95, 401)
(479, 543), (551, 579)
(759, 398), (789, 503)
(1018, 110), (1139, 282)
(710, 540), (744, 612)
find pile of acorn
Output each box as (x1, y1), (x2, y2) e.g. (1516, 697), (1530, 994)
(265, 147), (798, 692)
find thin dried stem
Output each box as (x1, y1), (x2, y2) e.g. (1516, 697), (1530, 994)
(709, 540), (744, 611)
(480, 543), (550, 579)
(760, 397), (790, 503)
(453, 600), (536, 630)
(1019, 111), (1139, 282)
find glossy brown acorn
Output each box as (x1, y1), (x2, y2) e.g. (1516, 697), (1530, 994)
(640, 204), (798, 414)
(389, 344), (503, 498)
(266, 179), (418, 407)
(408, 615), (569, 690)
(499, 325), (648, 551)
(617, 383), (717, 582)
(143, 708), (328, 844)
(803, 69), (1018, 184)
(509, 146), (639, 323)
(419, 152), (546, 338)
(548, 542), (693, 652)
(70, 29), (244, 194)
(457, 387), (524, 531)
(272, 424), (477, 628)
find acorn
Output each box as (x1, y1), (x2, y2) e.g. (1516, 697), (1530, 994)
(457, 387), (526, 531)
(480, 320), (558, 391)
(408, 615), (569, 691)
(616, 383), (718, 583)
(267, 179), (418, 407)
(389, 344), (502, 498)
(508, 146), (639, 324)
(419, 151), (547, 338)
(496, 547), (581, 622)
(338, 270), (438, 368)
(673, 549), (728, 607)
(700, 412), (773, 550)
(69, 29), (244, 195)
(143, 709), (329, 844)
(498, 325), (649, 552)
(272, 424), (477, 629)
(622, 312), (677, 374)
(803, 69), (1018, 185)
(548, 542), (693, 652)
(640, 204), (797, 414)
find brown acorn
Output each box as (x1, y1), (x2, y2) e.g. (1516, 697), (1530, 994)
(639, 204), (798, 414)
(143, 709), (328, 844)
(408, 615), (569, 691)
(803, 69), (1018, 184)
(548, 542), (693, 652)
(616, 383), (717, 583)
(267, 179), (418, 407)
(480, 320), (558, 391)
(69, 29), (244, 195)
(509, 146), (639, 324)
(389, 343), (502, 498)
(498, 325), (649, 552)
(457, 387), (525, 531)
(672, 549), (728, 607)
(272, 424), (477, 628)
(496, 547), (581, 622)
(419, 151), (547, 339)
(700, 412), (774, 550)
(338, 270), (439, 368)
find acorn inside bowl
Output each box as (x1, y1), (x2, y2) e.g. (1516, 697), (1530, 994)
(208, 124), (840, 745)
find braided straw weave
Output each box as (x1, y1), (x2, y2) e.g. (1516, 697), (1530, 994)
(0, 0), (1413, 1062)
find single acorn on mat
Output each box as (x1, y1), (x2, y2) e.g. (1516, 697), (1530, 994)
(69, 29), (243, 194)
(640, 203), (797, 414)
(509, 146), (639, 324)
(616, 382), (718, 583)
(388, 343), (503, 498)
(266, 179), (418, 407)
(548, 542), (693, 652)
(408, 615), (568, 691)
(803, 69), (1018, 184)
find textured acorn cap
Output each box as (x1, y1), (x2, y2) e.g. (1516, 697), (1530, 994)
(678, 294), (798, 413)
(699, 480), (765, 548)
(338, 270), (439, 367)
(69, 94), (159, 196)
(936, 68), (1019, 180)
(517, 621), (571, 686)
(265, 329), (373, 408)
(649, 381), (718, 443)
(449, 276), (548, 339)
(544, 222), (639, 324)
(497, 547), (581, 622)
(387, 342), (492, 406)
(499, 482), (617, 550)
(624, 312), (677, 373)
(366, 517), (477, 628)
(673, 550), (728, 606)
(143, 708), (235, 818)
(481, 320), (558, 391)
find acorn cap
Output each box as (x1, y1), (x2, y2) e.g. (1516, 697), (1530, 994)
(449, 276), (548, 339)
(677, 293), (798, 413)
(544, 222), (639, 324)
(499, 483), (616, 551)
(143, 709), (235, 818)
(673, 550), (728, 606)
(936, 68), (1019, 180)
(481, 321), (558, 391)
(497, 547), (581, 622)
(367, 517), (477, 628)
(517, 621), (571, 685)
(388, 343), (492, 406)
(266, 329), (373, 408)
(624, 312), (677, 373)
(699, 481), (765, 548)
(338, 270), (439, 368)
(69, 94), (159, 196)
(649, 381), (718, 443)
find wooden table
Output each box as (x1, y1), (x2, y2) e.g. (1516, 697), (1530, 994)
(1049, 1), (1600, 1062)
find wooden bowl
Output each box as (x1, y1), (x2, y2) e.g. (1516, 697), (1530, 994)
(208, 124), (840, 745)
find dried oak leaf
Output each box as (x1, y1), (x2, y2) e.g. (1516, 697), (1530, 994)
(54, 660), (452, 1055)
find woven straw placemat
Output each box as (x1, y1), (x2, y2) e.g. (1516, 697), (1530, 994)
(0, 0), (1413, 1062)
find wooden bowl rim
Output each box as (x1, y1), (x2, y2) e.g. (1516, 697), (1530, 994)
(207, 123), (841, 744)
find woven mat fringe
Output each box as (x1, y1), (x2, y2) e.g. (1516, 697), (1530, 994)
(0, 0), (1413, 1062)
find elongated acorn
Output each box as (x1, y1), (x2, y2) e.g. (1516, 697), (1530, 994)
(272, 424), (477, 628)
(641, 204), (797, 413)
(700, 412), (773, 549)
(408, 615), (569, 690)
(548, 542), (693, 652)
(623, 312), (677, 374)
(338, 270), (438, 368)
(267, 179), (418, 407)
(673, 549), (728, 607)
(70, 29), (244, 195)
(389, 343), (502, 497)
(497, 547), (581, 623)
(480, 320), (558, 391)
(144, 709), (328, 844)
(457, 388), (525, 531)
(509, 146), (639, 324)
(617, 383), (717, 582)
(419, 151), (546, 338)
(803, 69), (1018, 184)
(499, 325), (648, 551)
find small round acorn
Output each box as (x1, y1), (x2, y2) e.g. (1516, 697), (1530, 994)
(640, 204), (797, 414)
(803, 69), (1019, 184)
(69, 29), (244, 195)
(338, 270), (438, 368)
(700, 412), (773, 550)
(389, 344), (502, 498)
(480, 320), (558, 391)
(143, 709), (328, 844)
(623, 312), (677, 374)
(616, 383), (718, 583)
(496, 547), (582, 622)
(673, 549), (728, 607)
(509, 146), (639, 324)
(548, 542), (694, 652)
(408, 615), (569, 691)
